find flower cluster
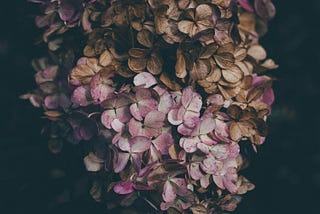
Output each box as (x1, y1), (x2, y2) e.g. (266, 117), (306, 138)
(24, 0), (277, 213)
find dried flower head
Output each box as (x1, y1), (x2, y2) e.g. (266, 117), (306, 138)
(25, 0), (277, 213)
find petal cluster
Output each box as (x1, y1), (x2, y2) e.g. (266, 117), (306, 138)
(25, 0), (277, 213)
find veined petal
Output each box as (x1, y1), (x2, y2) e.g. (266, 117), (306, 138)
(113, 152), (130, 173)
(130, 136), (151, 153)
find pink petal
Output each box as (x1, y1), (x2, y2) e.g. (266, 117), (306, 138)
(237, 0), (254, 12)
(183, 110), (200, 128)
(113, 152), (130, 173)
(90, 73), (114, 102)
(129, 118), (159, 138)
(133, 72), (157, 88)
(138, 98), (158, 117)
(111, 119), (125, 132)
(177, 124), (193, 136)
(101, 109), (116, 129)
(83, 153), (103, 172)
(259, 88), (274, 106)
(71, 85), (92, 107)
(44, 94), (59, 109)
(197, 143), (211, 154)
(213, 175), (225, 190)
(188, 94), (202, 112)
(130, 103), (143, 121)
(199, 118), (215, 134)
(181, 87), (194, 108)
(144, 110), (166, 129)
(162, 181), (176, 203)
(199, 134), (217, 146)
(212, 144), (229, 160)
(207, 94), (224, 106)
(152, 133), (173, 155)
(201, 157), (223, 174)
(118, 137), (130, 152)
(116, 106), (132, 123)
(130, 136), (151, 153)
(158, 91), (173, 113)
(131, 153), (142, 172)
(188, 163), (203, 180)
(200, 174), (211, 188)
(168, 109), (183, 125)
(179, 137), (198, 153)
(114, 181), (134, 195)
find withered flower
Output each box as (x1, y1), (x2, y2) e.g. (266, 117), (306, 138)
(27, 0), (278, 213)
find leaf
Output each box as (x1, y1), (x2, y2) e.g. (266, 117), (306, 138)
(229, 122), (242, 142)
(214, 52), (235, 69)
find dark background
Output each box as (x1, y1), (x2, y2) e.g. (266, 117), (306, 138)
(0, 1), (319, 213)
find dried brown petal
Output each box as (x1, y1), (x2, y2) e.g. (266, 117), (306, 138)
(247, 87), (264, 103)
(70, 64), (96, 84)
(199, 43), (219, 59)
(197, 79), (212, 88)
(221, 65), (243, 83)
(204, 84), (218, 94)
(48, 138), (63, 154)
(247, 45), (267, 61)
(99, 50), (113, 67)
(240, 75), (253, 90)
(137, 30), (154, 48)
(175, 49), (187, 78)
(214, 52), (235, 69)
(190, 205), (208, 214)
(83, 45), (96, 57)
(230, 121), (242, 141)
(190, 60), (210, 81)
(178, 20), (195, 36)
(128, 48), (149, 58)
(160, 73), (182, 91)
(128, 57), (147, 72)
(147, 53), (163, 75)
(206, 60), (222, 82)
(228, 105), (243, 120)
(178, 0), (191, 10)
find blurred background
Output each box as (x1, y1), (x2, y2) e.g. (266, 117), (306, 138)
(0, 0), (319, 213)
